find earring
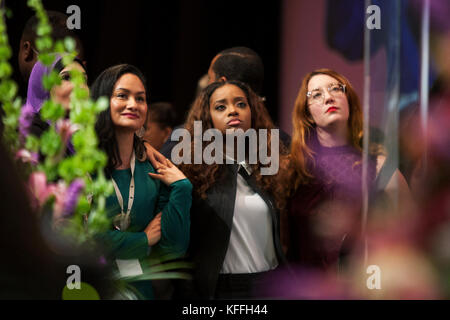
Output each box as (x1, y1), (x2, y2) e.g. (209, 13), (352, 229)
(136, 126), (145, 138)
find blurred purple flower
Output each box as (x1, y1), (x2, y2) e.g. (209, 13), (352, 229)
(63, 179), (85, 217)
(19, 103), (35, 142)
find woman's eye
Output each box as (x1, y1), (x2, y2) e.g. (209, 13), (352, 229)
(313, 92), (322, 99)
(137, 96), (145, 102)
(237, 102), (247, 108)
(117, 93), (127, 99)
(330, 85), (340, 92)
(61, 74), (71, 81)
(215, 105), (226, 111)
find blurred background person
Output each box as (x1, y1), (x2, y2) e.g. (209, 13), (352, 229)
(18, 11), (85, 86)
(1, 10), (85, 139)
(18, 11), (85, 82)
(20, 56), (88, 158)
(143, 102), (176, 152)
(195, 74), (210, 97)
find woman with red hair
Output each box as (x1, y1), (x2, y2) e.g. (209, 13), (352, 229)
(285, 69), (412, 274)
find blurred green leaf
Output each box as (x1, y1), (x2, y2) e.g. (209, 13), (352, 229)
(25, 135), (40, 152)
(42, 70), (61, 91)
(40, 99), (64, 121)
(40, 127), (62, 157)
(37, 24), (51, 36)
(62, 53), (76, 66)
(76, 197), (90, 215)
(39, 53), (56, 66)
(41, 157), (58, 182)
(5, 8), (13, 19)
(0, 46), (11, 59)
(0, 80), (18, 102)
(73, 87), (89, 100)
(64, 37), (76, 52)
(0, 62), (12, 78)
(96, 97), (109, 112)
(36, 36), (53, 52)
(53, 40), (65, 54)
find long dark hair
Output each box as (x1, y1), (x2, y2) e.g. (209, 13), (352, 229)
(91, 64), (148, 176)
(53, 57), (87, 74)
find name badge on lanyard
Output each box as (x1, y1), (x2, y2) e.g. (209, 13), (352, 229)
(111, 151), (136, 231)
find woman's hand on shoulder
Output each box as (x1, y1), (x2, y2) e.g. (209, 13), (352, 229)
(144, 140), (171, 168)
(148, 159), (187, 186)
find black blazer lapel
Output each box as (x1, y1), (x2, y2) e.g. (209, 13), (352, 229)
(205, 164), (239, 229)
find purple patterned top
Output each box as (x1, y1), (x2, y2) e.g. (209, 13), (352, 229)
(287, 134), (377, 272)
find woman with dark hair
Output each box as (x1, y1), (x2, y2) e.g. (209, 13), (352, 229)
(26, 56), (87, 115)
(91, 64), (192, 299)
(176, 80), (287, 299)
(285, 68), (412, 273)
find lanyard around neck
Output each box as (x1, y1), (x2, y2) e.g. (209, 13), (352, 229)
(111, 151), (136, 217)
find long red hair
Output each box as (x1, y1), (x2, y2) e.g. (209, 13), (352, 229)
(288, 68), (363, 192)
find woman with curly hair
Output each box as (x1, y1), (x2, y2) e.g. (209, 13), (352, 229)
(285, 68), (412, 274)
(175, 80), (287, 299)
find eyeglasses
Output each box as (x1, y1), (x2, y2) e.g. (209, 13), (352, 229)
(306, 83), (346, 105)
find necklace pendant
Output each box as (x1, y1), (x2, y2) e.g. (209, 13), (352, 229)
(113, 213), (131, 231)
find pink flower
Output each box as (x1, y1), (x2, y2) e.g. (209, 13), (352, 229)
(56, 119), (79, 146)
(16, 149), (39, 165)
(52, 181), (68, 220)
(27, 173), (68, 220)
(28, 172), (55, 208)
(27, 172), (83, 221)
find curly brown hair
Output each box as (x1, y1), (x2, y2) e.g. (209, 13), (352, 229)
(179, 80), (287, 210)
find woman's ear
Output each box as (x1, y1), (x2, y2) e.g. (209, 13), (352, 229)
(22, 41), (33, 61)
(163, 127), (173, 141)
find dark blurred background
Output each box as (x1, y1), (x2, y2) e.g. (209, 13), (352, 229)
(6, 0), (282, 127)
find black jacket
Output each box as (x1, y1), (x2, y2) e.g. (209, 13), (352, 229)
(176, 164), (286, 299)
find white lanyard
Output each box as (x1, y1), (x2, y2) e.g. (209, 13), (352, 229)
(111, 151), (136, 218)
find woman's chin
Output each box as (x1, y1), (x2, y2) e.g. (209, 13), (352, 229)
(115, 124), (142, 133)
